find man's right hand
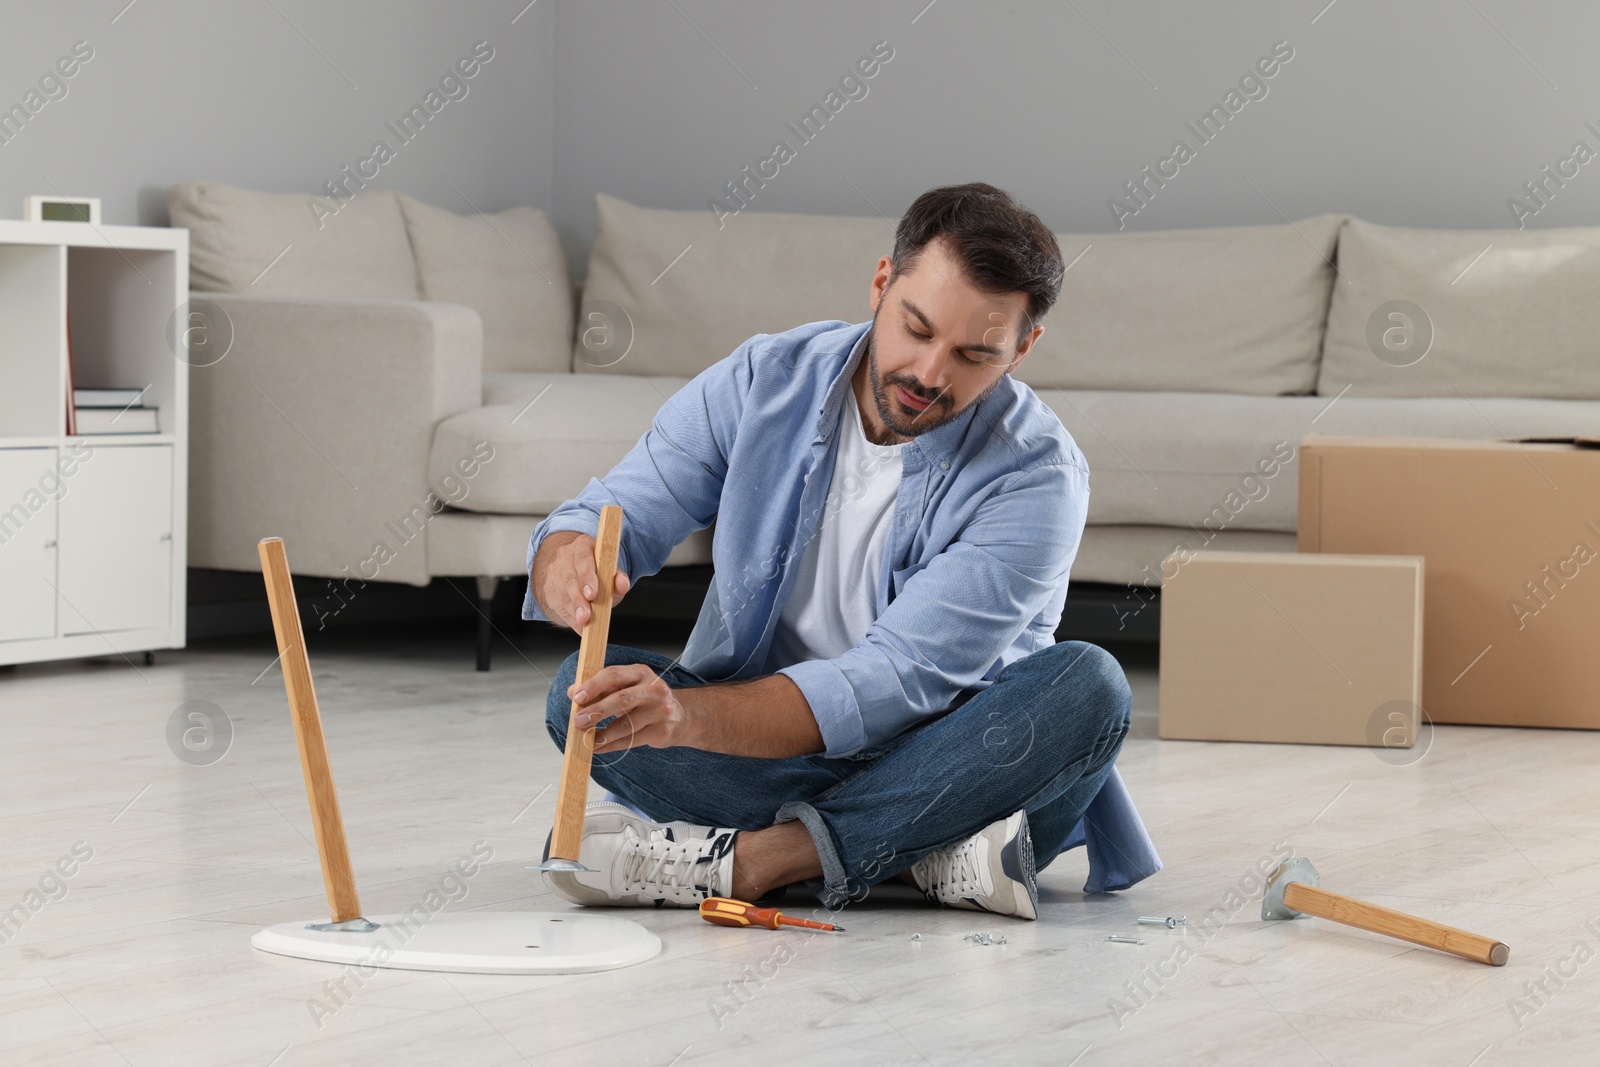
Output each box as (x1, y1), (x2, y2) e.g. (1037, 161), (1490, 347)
(531, 529), (632, 634)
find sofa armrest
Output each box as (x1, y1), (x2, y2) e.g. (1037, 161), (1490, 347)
(187, 292), (482, 586)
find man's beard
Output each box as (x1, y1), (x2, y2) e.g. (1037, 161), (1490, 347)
(864, 319), (1005, 440)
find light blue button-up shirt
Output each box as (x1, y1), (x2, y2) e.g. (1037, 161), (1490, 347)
(524, 319), (1161, 893)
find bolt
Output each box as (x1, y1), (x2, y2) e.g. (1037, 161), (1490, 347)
(1136, 915), (1188, 928)
(1107, 935), (1145, 945)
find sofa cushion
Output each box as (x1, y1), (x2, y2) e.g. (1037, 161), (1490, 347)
(429, 373), (693, 515)
(399, 195), (573, 374)
(1320, 217), (1600, 399)
(458, 374), (1600, 529)
(168, 180), (420, 299)
(1074, 525), (1295, 587)
(1039, 388), (1600, 532)
(426, 511), (714, 578)
(576, 194), (1341, 393)
(482, 371), (558, 407)
(1015, 215), (1344, 395)
(574, 193), (896, 377)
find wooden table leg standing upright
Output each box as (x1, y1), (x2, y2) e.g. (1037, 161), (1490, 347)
(540, 504), (625, 873)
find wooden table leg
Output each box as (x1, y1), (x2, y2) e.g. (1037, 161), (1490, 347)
(544, 505), (625, 867)
(258, 537), (364, 924)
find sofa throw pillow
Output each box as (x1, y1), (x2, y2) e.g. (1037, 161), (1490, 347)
(575, 193), (897, 377)
(578, 194), (1341, 394)
(168, 180), (420, 299)
(399, 195), (574, 374)
(1014, 215), (1344, 396)
(1319, 217), (1600, 399)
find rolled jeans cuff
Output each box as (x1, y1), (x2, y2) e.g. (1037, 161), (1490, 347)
(775, 800), (852, 911)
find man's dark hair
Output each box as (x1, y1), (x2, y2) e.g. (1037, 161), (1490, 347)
(889, 182), (1064, 337)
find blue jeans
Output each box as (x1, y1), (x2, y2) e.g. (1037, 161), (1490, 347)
(544, 641), (1132, 910)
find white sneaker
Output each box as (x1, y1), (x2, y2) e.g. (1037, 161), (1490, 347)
(541, 802), (739, 908)
(908, 810), (1038, 920)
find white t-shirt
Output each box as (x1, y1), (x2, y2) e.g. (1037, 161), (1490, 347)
(770, 383), (907, 666)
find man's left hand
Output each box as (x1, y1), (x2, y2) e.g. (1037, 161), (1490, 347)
(567, 664), (700, 754)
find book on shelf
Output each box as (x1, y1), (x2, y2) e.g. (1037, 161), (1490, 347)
(73, 406), (159, 434)
(65, 309), (76, 435)
(74, 387), (147, 407)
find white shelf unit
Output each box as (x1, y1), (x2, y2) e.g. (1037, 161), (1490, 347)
(0, 220), (188, 666)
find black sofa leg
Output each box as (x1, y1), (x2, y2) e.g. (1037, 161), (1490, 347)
(475, 575), (500, 672)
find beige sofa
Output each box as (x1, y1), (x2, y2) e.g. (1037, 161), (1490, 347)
(172, 182), (1600, 664)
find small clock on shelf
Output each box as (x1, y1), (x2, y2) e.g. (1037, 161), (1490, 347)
(25, 195), (100, 224)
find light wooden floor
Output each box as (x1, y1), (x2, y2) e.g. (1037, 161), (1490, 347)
(2, 618), (1596, 1066)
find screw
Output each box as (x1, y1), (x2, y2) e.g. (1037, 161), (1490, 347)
(1107, 935), (1145, 945)
(1136, 915), (1188, 928)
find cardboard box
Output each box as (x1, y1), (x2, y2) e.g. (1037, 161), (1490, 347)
(1159, 550), (1424, 745)
(1299, 434), (1600, 729)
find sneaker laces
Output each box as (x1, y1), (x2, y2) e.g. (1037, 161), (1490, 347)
(618, 825), (733, 899)
(919, 837), (984, 901)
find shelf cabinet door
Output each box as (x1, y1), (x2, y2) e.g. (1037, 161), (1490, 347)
(0, 449), (60, 642)
(59, 444), (173, 635)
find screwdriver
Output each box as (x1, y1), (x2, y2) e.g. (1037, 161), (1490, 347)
(698, 897), (846, 932)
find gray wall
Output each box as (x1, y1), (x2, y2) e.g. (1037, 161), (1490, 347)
(3, 1), (1597, 277)
(0, 0), (553, 227)
(551, 0), (1600, 273)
